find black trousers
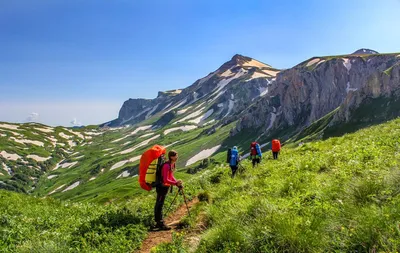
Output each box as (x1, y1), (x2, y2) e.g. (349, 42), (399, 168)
(154, 185), (169, 224)
(273, 152), (279, 159)
(252, 158), (260, 167)
(230, 165), (238, 178)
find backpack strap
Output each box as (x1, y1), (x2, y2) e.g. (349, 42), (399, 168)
(154, 155), (166, 187)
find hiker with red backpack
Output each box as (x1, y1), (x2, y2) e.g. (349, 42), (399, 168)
(138, 145), (183, 231)
(271, 139), (281, 159)
(250, 142), (262, 167)
(153, 150), (182, 230)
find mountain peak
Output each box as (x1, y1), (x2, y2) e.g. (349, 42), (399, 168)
(231, 54), (252, 62)
(351, 48), (379, 55)
(219, 54), (272, 72)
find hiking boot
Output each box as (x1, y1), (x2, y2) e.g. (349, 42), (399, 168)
(156, 222), (171, 231)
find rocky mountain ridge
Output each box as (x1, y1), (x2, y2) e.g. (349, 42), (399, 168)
(107, 49), (400, 144)
(233, 51), (400, 140)
(104, 54), (280, 127)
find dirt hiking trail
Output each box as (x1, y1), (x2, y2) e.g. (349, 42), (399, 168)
(136, 197), (199, 253)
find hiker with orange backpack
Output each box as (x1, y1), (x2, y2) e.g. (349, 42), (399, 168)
(271, 139), (281, 159)
(139, 146), (188, 231)
(250, 142), (262, 167)
(154, 150), (183, 230)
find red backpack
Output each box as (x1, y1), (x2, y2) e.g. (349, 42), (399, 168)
(272, 139), (281, 152)
(250, 142), (258, 155)
(138, 145), (166, 191)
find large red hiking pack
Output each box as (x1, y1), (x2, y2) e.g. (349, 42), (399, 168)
(250, 142), (259, 155)
(138, 145), (166, 191)
(272, 139), (281, 152)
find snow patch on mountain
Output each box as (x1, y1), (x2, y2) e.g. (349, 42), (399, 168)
(0, 151), (21, 161)
(259, 87), (269, 97)
(110, 160), (128, 170)
(0, 123), (19, 130)
(175, 109), (204, 123)
(119, 134), (160, 155)
(163, 99), (188, 115)
(35, 127), (53, 133)
(306, 58), (321, 67)
(224, 100), (235, 117)
(27, 155), (51, 162)
(213, 69), (247, 95)
(342, 58), (352, 72)
(177, 106), (192, 115)
(48, 184), (66, 195)
(186, 145), (221, 166)
(10, 137), (44, 147)
(62, 181), (80, 192)
(164, 125), (198, 135)
(189, 109), (214, 124)
(117, 171), (130, 179)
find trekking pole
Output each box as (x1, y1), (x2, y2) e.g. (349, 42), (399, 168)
(164, 188), (180, 216)
(180, 188), (191, 218)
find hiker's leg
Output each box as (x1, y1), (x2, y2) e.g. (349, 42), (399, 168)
(154, 186), (169, 224)
(154, 187), (162, 223)
(232, 166), (238, 177)
(276, 152), (279, 159)
(252, 159), (256, 168)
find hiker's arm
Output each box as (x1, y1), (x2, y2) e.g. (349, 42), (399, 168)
(170, 172), (182, 187)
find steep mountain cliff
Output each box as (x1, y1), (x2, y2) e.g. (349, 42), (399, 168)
(232, 51), (400, 141)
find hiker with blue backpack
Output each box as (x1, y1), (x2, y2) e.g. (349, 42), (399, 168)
(227, 146), (241, 177)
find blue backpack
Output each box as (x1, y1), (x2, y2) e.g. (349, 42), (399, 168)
(229, 147), (239, 166)
(255, 143), (262, 158)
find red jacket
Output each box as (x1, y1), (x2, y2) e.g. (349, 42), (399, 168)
(162, 161), (177, 186)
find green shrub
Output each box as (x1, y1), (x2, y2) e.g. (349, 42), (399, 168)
(198, 191), (211, 203)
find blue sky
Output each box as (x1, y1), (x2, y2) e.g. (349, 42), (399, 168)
(1, 0), (400, 126)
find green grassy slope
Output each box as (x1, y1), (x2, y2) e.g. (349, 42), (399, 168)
(0, 189), (148, 252)
(0, 169), (203, 252)
(192, 118), (400, 252)
(3, 118), (400, 252)
(154, 118), (400, 252)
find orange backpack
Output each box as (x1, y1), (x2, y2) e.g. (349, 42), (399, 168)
(271, 139), (281, 152)
(138, 145), (166, 191)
